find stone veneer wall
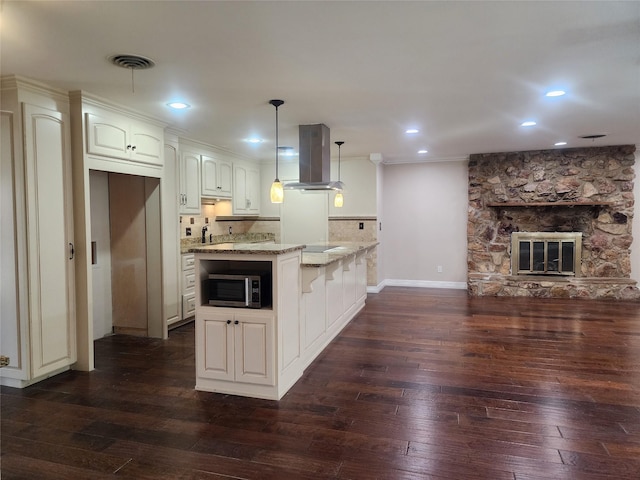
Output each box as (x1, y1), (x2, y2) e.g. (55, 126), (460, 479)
(329, 217), (378, 286)
(467, 145), (639, 299)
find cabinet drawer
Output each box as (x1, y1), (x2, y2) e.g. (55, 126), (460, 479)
(182, 270), (196, 292)
(182, 254), (195, 270)
(182, 293), (196, 318)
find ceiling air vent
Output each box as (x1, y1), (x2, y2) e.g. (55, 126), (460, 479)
(108, 54), (155, 70)
(579, 134), (607, 140)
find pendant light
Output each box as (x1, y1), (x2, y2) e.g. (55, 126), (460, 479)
(334, 141), (344, 208)
(269, 99), (285, 203)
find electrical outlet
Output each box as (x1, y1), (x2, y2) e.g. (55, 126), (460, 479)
(359, 222), (364, 230)
(437, 265), (443, 273)
(186, 227), (192, 236)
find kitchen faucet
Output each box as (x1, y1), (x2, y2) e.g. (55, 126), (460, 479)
(201, 225), (208, 243)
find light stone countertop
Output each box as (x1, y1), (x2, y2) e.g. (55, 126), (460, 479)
(300, 242), (378, 268)
(187, 240), (378, 267)
(188, 243), (304, 255)
(181, 233), (275, 254)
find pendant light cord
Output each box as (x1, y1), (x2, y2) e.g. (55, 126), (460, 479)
(269, 100), (284, 180)
(275, 104), (279, 179)
(335, 141), (344, 181)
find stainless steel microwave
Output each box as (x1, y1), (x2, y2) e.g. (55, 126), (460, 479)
(207, 272), (271, 308)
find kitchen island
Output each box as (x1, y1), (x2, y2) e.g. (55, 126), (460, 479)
(189, 241), (377, 400)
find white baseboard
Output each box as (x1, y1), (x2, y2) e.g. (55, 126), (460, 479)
(370, 279), (468, 291)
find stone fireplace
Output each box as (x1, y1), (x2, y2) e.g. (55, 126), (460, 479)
(467, 145), (639, 299)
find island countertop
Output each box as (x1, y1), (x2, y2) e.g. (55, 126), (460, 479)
(187, 241), (378, 266)
(300, 241), (378, 267)
(188, 243), (304, 255)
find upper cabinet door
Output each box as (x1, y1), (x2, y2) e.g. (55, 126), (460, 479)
(179, 151), (201, 215)
(217, 160), (233, 197)
(129, 121), (163, 166)
(85, 113), (163, 166)
(201, 155), (219, 197)
(86, 112), (129, 159)
(202, 155), (232, 198)
(232, 162), (260, 215)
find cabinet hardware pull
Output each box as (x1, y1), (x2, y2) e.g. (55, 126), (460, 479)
(226, 320), (231, 324)
(234, 320), (239, 325)
(127, 144), (132, 150)
(131, 145), (136, 151)
(69, 242), (75, 260)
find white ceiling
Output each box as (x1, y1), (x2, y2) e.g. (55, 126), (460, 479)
(2, 1), (639, 165)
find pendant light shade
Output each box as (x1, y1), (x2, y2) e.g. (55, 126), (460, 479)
(334, 141), (344, 208)
(269, 99), (284, 203)
(270, 179), (284, 203)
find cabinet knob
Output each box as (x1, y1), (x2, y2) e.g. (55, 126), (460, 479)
(234, 320), (239, 325)
(131, 145), (136, 151)
(127, 144), (132, 150)
(226, 319), (231, 324)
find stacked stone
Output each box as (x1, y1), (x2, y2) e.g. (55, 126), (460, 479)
(467, 145), (638, 299)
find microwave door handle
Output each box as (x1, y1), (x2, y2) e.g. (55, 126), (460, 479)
(245, 278), (250, 307)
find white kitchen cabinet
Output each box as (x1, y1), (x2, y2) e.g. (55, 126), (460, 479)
(163, 137), (181, 328)
(355, 251), (368, 304)
(201, 154), (232, 198)
(232, 162), (260, 215)
(179, 149), (201, 215)
(181, 253), (196, 319)
(86, 112), (163, 166)
(1, 77), (76, 387)
(342, 254), (357, 314)
(325, 260), (344, 331)
(194, 249), (302, 399)
(197, 309), (274, 386)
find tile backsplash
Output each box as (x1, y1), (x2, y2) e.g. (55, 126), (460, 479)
(180, 203), (280, 242)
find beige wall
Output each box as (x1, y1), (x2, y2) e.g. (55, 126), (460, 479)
(381, 160), (468, 287)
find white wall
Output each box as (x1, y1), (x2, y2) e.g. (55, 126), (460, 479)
(381, 160), (468, 287)
(328, 156), (377, 217)
(260, 156), (377, 219)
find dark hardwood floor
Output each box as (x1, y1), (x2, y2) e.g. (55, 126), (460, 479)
(2, 287), (640, 479)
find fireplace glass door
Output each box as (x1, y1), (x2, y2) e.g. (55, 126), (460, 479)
(512, 232), (582, 276)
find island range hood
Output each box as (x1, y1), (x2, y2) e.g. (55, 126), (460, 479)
(284, 123), (344, 191)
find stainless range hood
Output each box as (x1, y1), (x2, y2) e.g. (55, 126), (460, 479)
(284, 124), (344, 191)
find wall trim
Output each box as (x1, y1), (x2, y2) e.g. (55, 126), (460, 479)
(379, 279), (468, 290)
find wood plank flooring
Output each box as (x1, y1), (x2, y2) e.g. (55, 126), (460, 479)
(2, 287), (640, 479)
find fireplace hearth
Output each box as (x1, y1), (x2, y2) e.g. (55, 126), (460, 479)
(467, 145), (638, 300)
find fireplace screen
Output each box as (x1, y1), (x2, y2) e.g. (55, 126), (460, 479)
(511, 232), (582, 276)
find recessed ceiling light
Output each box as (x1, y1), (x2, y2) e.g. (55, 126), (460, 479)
(245, 137), (263, 144)
(545, 90), (566, 97)
(167, 102), (190, 110)
(418, 149), (428, 154)
(554, 142), (567, 146)
(521, 121), (537, 127)
(405, 129), (419, 134)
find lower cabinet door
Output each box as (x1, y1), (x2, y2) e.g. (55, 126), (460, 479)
(197, 310), (274, 386)
(198, 312), (234, 381)
(233, 312), (275, 386)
